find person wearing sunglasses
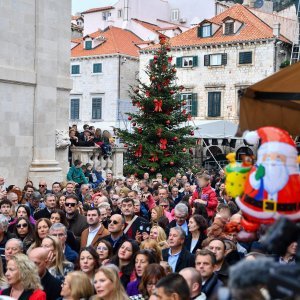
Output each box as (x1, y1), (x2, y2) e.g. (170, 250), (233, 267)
(103, 214), (127, 255)
(13, 217), (35, 252)
(64, 195), (88, 242)
(38, 179), (51, 198)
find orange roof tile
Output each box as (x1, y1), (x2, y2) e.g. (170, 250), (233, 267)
(71, 26), (143, 58)
(146, 4), (291, 50)
(132, 19), (162, 33)
(82, 6), (114, 14)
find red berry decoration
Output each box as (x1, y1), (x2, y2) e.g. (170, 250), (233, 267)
(189, 148), (193, 154)
(151, 76), (156, 81)
(170, 90), (175, 95)
(124, 144), (128, 148)
(169, 161), (175, 166)
(166, 120), (170, 125)
(182, 148), (187, 152)
(128, 116), (132, 121)
(182, 101), (187, 106)
(138, 127), (143, 134)
(190, 130), (194, 136)
(173, 136), (178, 142)
(132, 122), (136, 127)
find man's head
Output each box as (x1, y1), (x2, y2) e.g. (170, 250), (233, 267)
(195, 249), (216, 281)
(121, 198), (134, 217)
(49, 223), (67, 247)
(38, 180), (47, 194)
(0, 199), (12, 217)
(44, 193), (56, 210)
(80, 184), (90, 195)
(125, 177), (133, 188)
(133, 199), (141, 214)
(208, 239), (226, 264)
(171, 187), (179, 198)
(108, 214), (125, 234)
(174, 203), (188, 226)
(154, 273), (190, 300)
(86, 207), (101, 227)
(28, 247), (49, 277)
(24, 185), (34, 199)
(52, 182), (62, 194)
(182, 176), (188, 184)
(143, 173), (149, 180)
(179, 268), (202, 298)
(7, 192), (19, 206)
(64, 194), (79, 216)
(106, 172), (113, 181)
(29, 191), (42, 208)
(66, 182), (75, 194)
(158, 188), (168, 201)
(5, 238), (23, 261)
(0, 214), (9, 234)
(168, 227), (185, 250)
(159, 199), (170, 212)
(128, 190), (137, 200)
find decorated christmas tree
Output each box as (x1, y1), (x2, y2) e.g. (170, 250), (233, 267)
(118, 35), (195, 179)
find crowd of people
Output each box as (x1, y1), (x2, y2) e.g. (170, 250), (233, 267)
(0, 161), (298, 300)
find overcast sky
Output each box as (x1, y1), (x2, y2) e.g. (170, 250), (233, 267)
(72, 0), (116, 14)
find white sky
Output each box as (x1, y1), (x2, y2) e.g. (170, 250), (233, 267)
(72, 0), (116, 14)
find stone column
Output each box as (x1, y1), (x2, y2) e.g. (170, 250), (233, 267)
(28, 0), (72, 185)
(112, 147), (126, 177)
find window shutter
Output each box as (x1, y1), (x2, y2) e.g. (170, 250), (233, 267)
(208, 92), (221, 117)
(70, 99), (80, 120)
(192, 56), (198, 67)
(85, 41), (92, 50)
(71, 65), (80, 74)
(239, 52), (252, 64)
(197, 26), (203, 38)
(221, 53), (227, 65)
(92, 98), (102, 119)
(191, 93), (198, 117)
(93, 63), (102, 73)
(176, 57), (183, 68)
(204, 55), (210, 66)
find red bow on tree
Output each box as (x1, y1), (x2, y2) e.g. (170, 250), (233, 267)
(154, 99), (163, 112)
(134, 144), (143, 157)
(149, 153), (159, 162)
(159, 139), (168, 150)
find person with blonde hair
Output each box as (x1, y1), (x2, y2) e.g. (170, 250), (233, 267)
(41, 235), (74, 282)
(60, 271), (94, 300)
(93, 265), (129, 300)
(150, 206), (165, 226)
(140, 239), (163, 261)
(149, 225), (168, 249)
(1, 253), (46, 299)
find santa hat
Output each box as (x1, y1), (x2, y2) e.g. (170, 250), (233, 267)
(244, 127), (299, 174)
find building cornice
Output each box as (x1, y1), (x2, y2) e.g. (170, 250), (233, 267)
(71, 54), (139, 61)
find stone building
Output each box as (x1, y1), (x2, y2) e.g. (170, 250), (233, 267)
(70, 26), (142, 130)
(0, 0), (72, 186)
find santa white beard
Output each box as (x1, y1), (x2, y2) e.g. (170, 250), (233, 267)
(263, 160), (289, 197)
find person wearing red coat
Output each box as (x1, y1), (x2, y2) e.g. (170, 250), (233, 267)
(190, 174), (218, 219)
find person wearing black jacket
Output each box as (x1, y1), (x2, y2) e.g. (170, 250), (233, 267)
(34, 193), (56, 220)
(162, 227), (195, 272)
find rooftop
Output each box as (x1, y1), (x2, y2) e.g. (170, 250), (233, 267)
(71, 26), (143, 58)
(82, 6), (114, 14)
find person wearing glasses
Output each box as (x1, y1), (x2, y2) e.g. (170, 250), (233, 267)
(34, 193), (57, 220)
(12, 217), (35, 252)
(109, 194), (121, 215)
(64, 195), (88, 241)
(96, 240), (113, 265)
(49, 223), (78, 263)
(103, 214), (127, 255)
(38, 180), (51, 198)
(80, 207), (109, 249)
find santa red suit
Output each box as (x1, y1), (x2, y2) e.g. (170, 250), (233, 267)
(235, 127), (300, 228)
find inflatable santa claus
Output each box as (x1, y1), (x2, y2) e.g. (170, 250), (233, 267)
(235, 127), (300, 231)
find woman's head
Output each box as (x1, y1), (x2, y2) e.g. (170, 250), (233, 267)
(118, 239), (139, 262)
(188, 214), (208, 233)
(149, 225), (167, 243)
(94, 265), (127, 300)
(61, 271), (94, 300)
(16, 205), (30, 219)
(134, 249), (158, 277)
(56, 193), (66, 209)
(139, 263), (166, 297)
(15, 217), (34, 238)
(79, 247), (100, 276)
(5, 253), (42, 290)
(96, 240), (113, 262)
(50, 209), (68, 226)
(140, 239), (162, 261)
(36, 218), (51, 240)
(151, 206), (165, 222)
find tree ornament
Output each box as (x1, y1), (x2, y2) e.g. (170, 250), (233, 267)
(149, 153), (159, 162)
(150, 167), (156, 173)
(151, 76), (156, 81)
(182, 101), (187, 106)
(145, 91), (150, 97)
(140, 106), (145, 111)
(124, 143), (128, 148)
(166, 46), (171, 51)
(128, 116), (132, 121)
(134, 88), (139, 93)
(170, 90), (175, 95)
(190, 130), (194, 136)
(134, 172), (138, 177)
(132, 122), (136, 127)
(172, 68), (176, 73)
(153, 99), (163, 112)
(162, 65), (167, 72)
(156, 128), (163, 137)
(182, 109), (186, 115)
(182, 148), (187, 152)
(166, 120), (170, 125)
(189, 148), (193, 155)
(187, 114), (192, 121)
(134, 144), (143, 157)
(154, 55), (158, 60)
(172, 136), (178, 142)
(164, 151), (171, 157)
(169, 161), (175, 166)
(159, 138), (168, 150)
(168, 57), (172, 63)
(159, 34), (167, 45)
(180, 85), (184, 91)
(138, 127), (143, 134)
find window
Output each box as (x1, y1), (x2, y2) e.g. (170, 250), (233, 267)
(93, 63), (102, 73)
(181, 93), (198, 117)
(85, 41), (92, 50)
(176, 56), (198, 68)
(92, 98), (102, 119)
(70, 99), (80, 120)
(171, 9), (179, 21)
(118, 9), (123, 18)
(204, 54), (227, 66)
(239, 51), (253, 65)
(102, 11), (111, 20)
(71, 65), (80, 75)
(208, 92), (221, 117)
(224, 22), (234, 35)
(198, 24), (212, 38)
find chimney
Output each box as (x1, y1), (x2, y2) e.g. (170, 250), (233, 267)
(273, 23), (281, 37)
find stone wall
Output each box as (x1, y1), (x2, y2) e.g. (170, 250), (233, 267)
(0, 0), (72, 186)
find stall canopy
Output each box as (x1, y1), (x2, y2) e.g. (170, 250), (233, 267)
(190, 120), (238, 139)
(239, 62), (300, 136)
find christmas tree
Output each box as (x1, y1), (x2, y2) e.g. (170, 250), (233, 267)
(118, 35), (195, 179)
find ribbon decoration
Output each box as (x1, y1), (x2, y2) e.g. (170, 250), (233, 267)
(159, 138), (168, 150)
(149, 153), (159, 162)
(154, 99), (163, 112)
(134, 144), (143, 157)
